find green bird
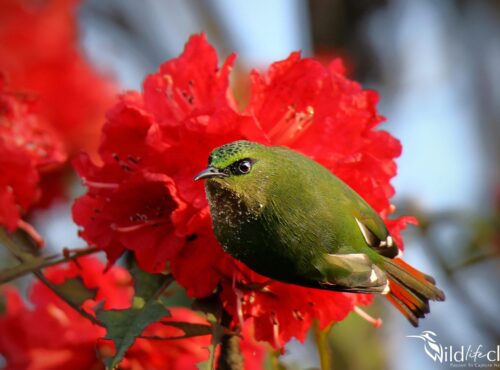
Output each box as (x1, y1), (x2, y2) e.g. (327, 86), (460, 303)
(195, 140), (445, 326)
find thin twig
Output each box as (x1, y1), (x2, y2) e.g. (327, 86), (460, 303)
(217, 334), (243, 370)
(216, 304), (243, 370)
(152, 274), (175, 300)
(449, 251), (500, 272)
(33, 269), (103, 326)
(137, 333), (211, 341)
(210, 293), (224, 370)
(0, 247), (100, 284)
(418, 229), (500, 342)
(0, 229), (103, 327)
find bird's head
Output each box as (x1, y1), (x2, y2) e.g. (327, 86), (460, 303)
(194, 140), (273, 208)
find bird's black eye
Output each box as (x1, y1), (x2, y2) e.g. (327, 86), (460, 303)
(237, 160), (252, 174)
(224, 158), (255, 176)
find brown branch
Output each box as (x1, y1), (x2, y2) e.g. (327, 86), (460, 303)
(32, 268), (103, 326)
(137, 333), (210, 341)
(152, 274), (175, 300)
(0, 228), (103, 327)
(0, 246), (100, 284)
(217, 334), (243, 370)
(216, 307), (243, 370)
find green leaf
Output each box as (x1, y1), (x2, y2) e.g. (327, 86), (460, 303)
(208, 321), (225, 370)
(130, 264), (169, 300)
(54, 277), (97, 306)
(97, 300), (171, 369)
(192, 293), (226, 370)
(157, 320), (220, 340)
(96, 261), (174, 369)
(196, 321), (224, 370)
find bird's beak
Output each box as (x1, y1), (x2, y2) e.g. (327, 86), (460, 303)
(194, 166), (227, 181)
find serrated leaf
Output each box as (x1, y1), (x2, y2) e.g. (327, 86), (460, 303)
(95, 259), (175, 368)
(54, 277), (97, 306)
(208, 322), (224, 370)
(194, 321), (224, 370)
(98, 300), (171, 369)
(130, 264), (167, 300)
(158, 321), (217, 340)
(192, 293), (225, 370)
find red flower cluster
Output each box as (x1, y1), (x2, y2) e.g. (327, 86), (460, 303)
(0, 257), (235, 370)
(0, 0), (115, 156)
(73, 35), (414, 347)
(0, 82), (65, 233)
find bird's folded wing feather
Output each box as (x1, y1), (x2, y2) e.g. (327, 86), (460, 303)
(312, 253), (389, 293)
(337, 181), (400, 258)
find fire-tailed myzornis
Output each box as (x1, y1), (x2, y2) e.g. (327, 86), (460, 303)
(195, 140), (445, 326)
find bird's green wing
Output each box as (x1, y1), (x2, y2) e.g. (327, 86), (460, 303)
(312, 253), (389, 293)
(336, 177), (400, 258)
(354, 215), (399, 258)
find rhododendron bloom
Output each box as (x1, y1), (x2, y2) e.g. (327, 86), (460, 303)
(0, 257), (214, 370)
(0, 82), (65, 232)
(0, 0), (115, 156)
(73, 34), (414, 347)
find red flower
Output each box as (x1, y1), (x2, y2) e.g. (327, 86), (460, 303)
(0, 84), (65, 232)
(0, 0), (115, 156)
(73, 34), (414, 347)
(73, 168), (187, 271)
(0, 257), (217, 370)
(238, 319), (269, 370)
(0, 257), (129, 370)
(245, 53), (400, 212)
(220, 274), (372, 347)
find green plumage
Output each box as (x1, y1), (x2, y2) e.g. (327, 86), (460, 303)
(195, 140), (444, 326)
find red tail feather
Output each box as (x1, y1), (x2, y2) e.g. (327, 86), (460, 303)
(381, 258), (444, 327)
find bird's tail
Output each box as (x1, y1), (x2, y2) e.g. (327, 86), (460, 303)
(381, 258), (445, 327)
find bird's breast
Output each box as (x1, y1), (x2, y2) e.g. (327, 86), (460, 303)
(205, 180), (262, 257)
(204, 178), (328, 283)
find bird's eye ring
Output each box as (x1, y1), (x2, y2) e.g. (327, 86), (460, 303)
(237, 160), (252, 174)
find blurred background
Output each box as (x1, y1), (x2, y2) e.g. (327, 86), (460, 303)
(4, 0), (500, 369)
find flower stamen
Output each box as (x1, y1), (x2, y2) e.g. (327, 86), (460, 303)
(162, 74), (185, 120)
(111, 219), (169, 232)
(17, 219), (44, 247)
(353, 305), (383, 328)
(270, 312), (281, 349)
(47, 303), (70, 326)
(233, 272), (245, 329)
(83, 179), (119, 189)
(267, 105), (314, 145)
